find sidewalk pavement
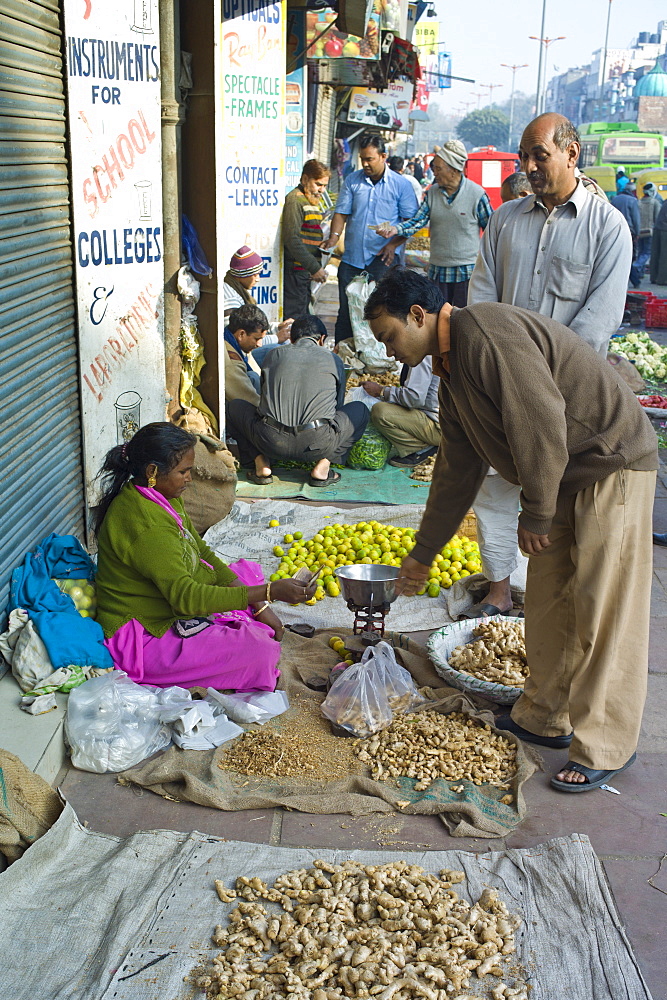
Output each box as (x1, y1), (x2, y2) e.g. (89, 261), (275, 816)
(1, 275), (666, 996)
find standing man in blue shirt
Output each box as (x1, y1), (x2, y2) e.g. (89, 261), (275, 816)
(322, 133), (418, 344)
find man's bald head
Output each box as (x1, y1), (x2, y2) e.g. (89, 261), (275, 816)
(523, 113), (580, 151)
(519, 113), (580, 208)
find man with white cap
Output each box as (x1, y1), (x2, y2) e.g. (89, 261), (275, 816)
(379, 139), (492, 306)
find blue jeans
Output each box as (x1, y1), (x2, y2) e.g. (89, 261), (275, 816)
(630, 236), (651, 287)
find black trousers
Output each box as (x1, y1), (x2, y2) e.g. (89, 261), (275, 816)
(227, 399), (369, 467)
(283, 266), (313, 320)
(432, 278), (469, 307)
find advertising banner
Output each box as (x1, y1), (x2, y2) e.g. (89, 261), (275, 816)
(346, 80), (415, 133)
(306, 8), (380, 60)
(285, 10), (306, 195)
(63, 0), (166, 499)
(220, 0), (286, 322)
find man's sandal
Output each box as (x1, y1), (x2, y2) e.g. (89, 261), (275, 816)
(550, 753), (637, 793)
(495, 714), (573, 749)
(456, 602), (508, 620)
(308, 470), (341, 488)
(247, 471), (273, 485)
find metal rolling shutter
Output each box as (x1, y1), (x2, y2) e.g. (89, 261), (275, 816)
(0, 0), (85, 621)
(313, 84), (335, 165)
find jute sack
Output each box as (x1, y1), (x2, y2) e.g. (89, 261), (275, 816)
(182, 440), (238, 535)
(0, 750), (63, 863)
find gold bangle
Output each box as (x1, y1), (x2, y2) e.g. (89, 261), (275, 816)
(253, 602), (270, 617)
(266, 580), (272, 603)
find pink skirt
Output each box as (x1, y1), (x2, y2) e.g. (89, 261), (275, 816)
(104, 560), (281, 691)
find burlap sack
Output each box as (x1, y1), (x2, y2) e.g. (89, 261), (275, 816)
(607, 351), (646, 392)
(120, 629), (541, 838)
(182, 440), (238, 535)
(0, 750), (63, 863)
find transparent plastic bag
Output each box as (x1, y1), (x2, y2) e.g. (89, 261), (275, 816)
(320, 658), (392, 738)
(320, 641), (424, 738)
(346, 275), (395, 372)
(65, 671), (192, 772)
(361, 641), (425, 714)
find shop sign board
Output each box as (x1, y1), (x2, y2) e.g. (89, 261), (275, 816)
(219, 0), (286, 323)
(346, 80), (415, 133)
(63, 0), (166, 499)
(285, 10), (307, 195)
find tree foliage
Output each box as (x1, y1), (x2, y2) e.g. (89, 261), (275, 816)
(456, 108), (511, 150)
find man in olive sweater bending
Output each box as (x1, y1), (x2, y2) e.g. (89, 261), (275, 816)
(365, 269), (657, 793)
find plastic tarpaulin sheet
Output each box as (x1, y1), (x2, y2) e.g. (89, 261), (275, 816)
(0, 801), (652, 1000)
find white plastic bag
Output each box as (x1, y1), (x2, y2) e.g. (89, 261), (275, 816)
(320, 641), (424, 738)
(206, 688), (289, 725)
(346, 275), (395, 371)
(65, 671), (191, 772)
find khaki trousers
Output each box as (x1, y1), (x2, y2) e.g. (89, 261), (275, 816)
(511, 469), (655, 770)
(370, 402), (441, 457)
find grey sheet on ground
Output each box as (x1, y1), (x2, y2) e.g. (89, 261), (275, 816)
(204, 500), (455, 631)
(120, 629), (541, 839)
(0, 802), (652, 1000)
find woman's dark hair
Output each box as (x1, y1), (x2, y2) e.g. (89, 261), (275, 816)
(364, 268), (445, 323)
(290, 314), (328, 343)
(93, 422), (197, 534)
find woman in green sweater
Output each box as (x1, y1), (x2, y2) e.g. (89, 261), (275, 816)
(95, 423), (315, 689)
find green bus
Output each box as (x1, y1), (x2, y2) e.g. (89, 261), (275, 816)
(578, 122), (664, 195)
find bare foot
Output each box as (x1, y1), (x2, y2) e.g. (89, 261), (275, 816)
(310, 458), (331, 481)
(486, 577), (513, 614)
(554, 767), (587, 784)
(255, 455), (272, 477)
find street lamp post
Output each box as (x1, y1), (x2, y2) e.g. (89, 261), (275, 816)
(534, 0), (547, 115)
(529, 35), (566, 114)
(501, 63), (528, 148)
(481, 82), (503, 106)
(471, 91), (485, 109)
(599, 0), (614, 102)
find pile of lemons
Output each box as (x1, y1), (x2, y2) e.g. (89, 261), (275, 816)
(329, 635), (354, 666)
(268, 520), (482, 604)
(54, 578), (97, 618)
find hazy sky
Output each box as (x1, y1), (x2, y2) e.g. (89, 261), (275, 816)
(429, 0), (667, 111)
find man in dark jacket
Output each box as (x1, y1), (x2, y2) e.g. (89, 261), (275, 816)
(365, 268), (657, 794)
(227, 316), (368, 486)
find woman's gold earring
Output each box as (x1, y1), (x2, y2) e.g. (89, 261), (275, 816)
(147, 469), (157, 488)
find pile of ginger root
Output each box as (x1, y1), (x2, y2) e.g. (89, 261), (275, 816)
(449, 620), (528, 689)
(190, 858), (529, 1000)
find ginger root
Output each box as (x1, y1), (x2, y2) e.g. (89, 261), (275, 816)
(449, 620), (529, 688)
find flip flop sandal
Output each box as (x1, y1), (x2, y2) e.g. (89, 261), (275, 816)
(495, 713), (573, 748)
(550, 752), (637, 793)
(308, 470), (342, 488)
(457, 602), (506, 621)
(247, 471), (273, 485)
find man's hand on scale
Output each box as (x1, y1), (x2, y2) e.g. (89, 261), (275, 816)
(396, 555), (430, 597)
